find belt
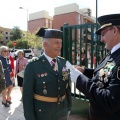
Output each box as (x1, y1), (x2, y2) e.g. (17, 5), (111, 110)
(34, 94), (66, 102)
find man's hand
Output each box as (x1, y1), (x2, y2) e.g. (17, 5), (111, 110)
(67, 111), (71, 116)
(75, 66), (85, 73)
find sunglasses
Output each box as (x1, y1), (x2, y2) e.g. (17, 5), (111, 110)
(2, 50), (8, 52)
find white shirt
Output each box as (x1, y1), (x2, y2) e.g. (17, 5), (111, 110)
(111, 43), (120, 54)
(43, 53), (58, 70)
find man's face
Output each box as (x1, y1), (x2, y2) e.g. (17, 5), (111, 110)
(44, 38), (62, 58)
(100, 26), (118, 50)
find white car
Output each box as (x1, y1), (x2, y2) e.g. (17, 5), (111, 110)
(14, 49), (34, 59)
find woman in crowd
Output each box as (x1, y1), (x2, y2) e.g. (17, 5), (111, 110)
(0, 46), (12, 107)
(6, 48), (15, 86)
(5, 47), (15, 105)
(76, 53), (80, 65)
(15, 50), (28, 101)
(81, 48), (86, 67)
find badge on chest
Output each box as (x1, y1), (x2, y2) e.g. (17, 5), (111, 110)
(42, 81), (47, 94)
(97, 62), (115, 87)
(37, 73), (48, 77)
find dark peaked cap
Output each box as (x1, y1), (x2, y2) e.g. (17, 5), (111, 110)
(36, 28), (63, 39)
(95, 14), (120, 35)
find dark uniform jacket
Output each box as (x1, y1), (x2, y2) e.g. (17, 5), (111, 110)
(23, 55), (72, 120)
(76, 48), (120, 120)
(0, 55), (12, 87)
(0, 60), (5, 93)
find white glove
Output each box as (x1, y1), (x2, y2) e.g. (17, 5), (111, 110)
(66, 61), (74, 70)
(66, 61), (82, 83)
(67, 111), (71, 120)
(67, 111), (71, 116)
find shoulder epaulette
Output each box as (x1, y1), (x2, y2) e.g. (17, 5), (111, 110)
(28, 57), (39, 63)
(57, 56), (65, 59)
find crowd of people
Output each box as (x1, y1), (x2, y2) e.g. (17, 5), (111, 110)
(0, 46), (28, 107)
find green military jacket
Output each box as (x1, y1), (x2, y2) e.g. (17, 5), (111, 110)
(0, 60), (5, 93)
(23, 55), (72, 120)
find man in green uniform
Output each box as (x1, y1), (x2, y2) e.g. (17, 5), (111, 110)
(0, 60), (5, 93)
(23, 28), (72, 120)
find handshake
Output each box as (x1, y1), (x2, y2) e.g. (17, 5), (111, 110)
(66, 61), (82, 83)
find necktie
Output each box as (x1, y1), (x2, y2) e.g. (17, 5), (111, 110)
(51, 59), (57, 71)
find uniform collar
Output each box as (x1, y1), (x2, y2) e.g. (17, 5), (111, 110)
(43, 53), (56, 64)
(111, 43), (120, 54)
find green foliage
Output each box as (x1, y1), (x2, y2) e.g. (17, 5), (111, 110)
(10, 26), (22, 41)
(7, 39), (30, 49)
(7, 41), (13, 48)
(0, 33), (4, 41)
(7, 31), (42, 49)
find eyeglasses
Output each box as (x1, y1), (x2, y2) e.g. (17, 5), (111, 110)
(2, 50), (8, 52)
(101, 27), (113, 37)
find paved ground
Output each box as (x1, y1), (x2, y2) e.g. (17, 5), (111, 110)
(0, 83), (87, 120)
(0, 86), (24, 120)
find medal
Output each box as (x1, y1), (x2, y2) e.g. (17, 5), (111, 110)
(66, 83), (68, 89)
(43, 81), (47, 94)
(44, 73), (47, 76)
(41, 74), (44, 77)
(43, 89), (47, 94)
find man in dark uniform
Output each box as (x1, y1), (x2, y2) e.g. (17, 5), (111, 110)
(66, 14), (120, 120)
(23, 28), (72, 120)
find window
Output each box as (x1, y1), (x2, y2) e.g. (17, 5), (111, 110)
(24, 50), (31, 53)
(46, 19), (48, 27)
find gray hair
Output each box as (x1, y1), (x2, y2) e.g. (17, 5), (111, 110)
(41, 38), (49, 47)
(0, 46), (8, 54)
(17, 50), (24, 56)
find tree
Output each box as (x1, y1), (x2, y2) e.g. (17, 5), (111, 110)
(7, 31), (42, 49)
(10, 26), (22, 41)
(0, 33), (4, 42)
(23, 32), (42, 49)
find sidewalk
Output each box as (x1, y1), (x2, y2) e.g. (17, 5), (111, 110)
(0, 86), (24, 120)
(0, 86), (87, 120)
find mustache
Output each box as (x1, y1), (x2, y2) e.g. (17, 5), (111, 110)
(55, 48), (61, 51)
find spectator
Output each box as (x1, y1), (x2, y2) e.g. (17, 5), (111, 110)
(0, 46), (12, 107)
(15, 50), (28, 101)
(93, 52), (96, 68)
(76, 53), (80, 65)
(81, 48), (86, 66)
(72, 49), (75, 64)
(87, 48), (91, 64)
(6, 48), (15, 86)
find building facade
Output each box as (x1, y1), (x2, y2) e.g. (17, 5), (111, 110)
(28, 10), (53, 33)
(53, 3), (94, 29)
(28, 3), (95, 33)
(0, 27), (12, 44)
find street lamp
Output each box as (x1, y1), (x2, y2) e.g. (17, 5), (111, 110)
(96, 0), (98, 24)
(19, 7), (28, 31)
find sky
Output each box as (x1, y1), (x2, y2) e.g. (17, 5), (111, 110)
(0, 0), (119, 31)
